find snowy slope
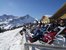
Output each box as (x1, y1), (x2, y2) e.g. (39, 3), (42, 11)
(0, 27), (26, 50)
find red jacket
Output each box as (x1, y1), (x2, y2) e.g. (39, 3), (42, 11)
(42, 31), (57, 44)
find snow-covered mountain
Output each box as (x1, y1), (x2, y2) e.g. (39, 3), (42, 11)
(0, 14), (36, 29)
(8, 15), (36, 28)
(0, 14), (17, 22)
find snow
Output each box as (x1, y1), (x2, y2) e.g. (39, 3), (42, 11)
(0, 26), (66, 50)
(0, 27), (25, 50)
(4, 24), (12, 29)
(0, 21), (8, 24)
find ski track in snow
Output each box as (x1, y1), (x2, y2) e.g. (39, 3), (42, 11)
(0, 27), (24, 50)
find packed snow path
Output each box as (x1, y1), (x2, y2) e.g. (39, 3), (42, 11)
(0, 27), (24, 50)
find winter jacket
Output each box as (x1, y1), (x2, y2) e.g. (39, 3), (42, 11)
(40, 25), (49, 33)
(42, 31), (57, 44)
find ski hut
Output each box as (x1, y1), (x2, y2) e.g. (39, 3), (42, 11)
(50, 3), (66, 22)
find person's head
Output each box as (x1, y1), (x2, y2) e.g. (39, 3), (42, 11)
(19, 30), (23, 35)
(38, 21), (42, 27)
(22, 28), (26, 32)
(58, 19), (63, 23)
(53, 28), (60, 33)
(54, 20), (57, 23)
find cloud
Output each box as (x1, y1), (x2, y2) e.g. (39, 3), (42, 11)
(44, 15), (52, 17)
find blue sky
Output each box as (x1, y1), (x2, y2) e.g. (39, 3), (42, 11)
(0, 0), (66, 19)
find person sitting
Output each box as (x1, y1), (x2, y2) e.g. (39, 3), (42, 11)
(40, 24), (49, 33)
(58, 19), (65, 27)
(28, 22), (43, 42)
(42, 27), (60, 44)
(28, 23), (48, 43)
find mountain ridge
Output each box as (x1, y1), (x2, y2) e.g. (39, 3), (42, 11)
(0, 14), (36, 29)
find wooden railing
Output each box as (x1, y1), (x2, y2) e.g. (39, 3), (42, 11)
(24, 42), (66, 50)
